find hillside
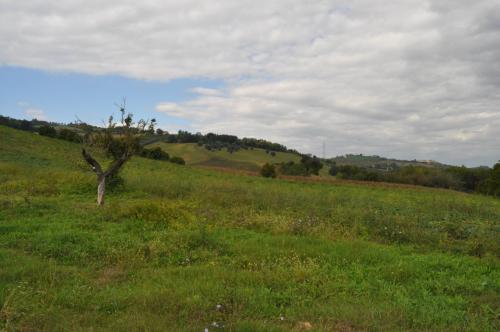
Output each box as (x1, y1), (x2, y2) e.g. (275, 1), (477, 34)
(147, 142), (301, 172)
(328, 154), (448, 171)
(0, 125), (499, 331)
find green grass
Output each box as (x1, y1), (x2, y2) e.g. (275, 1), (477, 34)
(148, 142), (300, 172)
(1, 125), (499, 331)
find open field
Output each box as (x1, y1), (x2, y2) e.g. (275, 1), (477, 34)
(1, 125), (499, 331)
(147, 142), (300, 172)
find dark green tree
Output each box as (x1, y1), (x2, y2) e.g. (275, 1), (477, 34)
(38, 125), (57, 138)
(170, 156), (186, 165)
(260, 163), (277, 178)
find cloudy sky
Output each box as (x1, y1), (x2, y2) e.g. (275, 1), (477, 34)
(1, 0), (499, 166)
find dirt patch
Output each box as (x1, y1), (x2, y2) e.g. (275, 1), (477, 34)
(95, 266), (126, 286)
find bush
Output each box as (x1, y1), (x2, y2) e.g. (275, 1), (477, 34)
(260, 163), (277, 178)
(329, 163), (339, 176)
(170, 156), (185, 165)
(107, 173), (124, 192)
(141, 147), (169, 161)
(279, 161), (309, 176)
(58, 128), (81, 143)
(478, 163), (500, 197)
(38, 125), (57, 138)
(300, 155), (323, 175)
(279, 156), (323, 176)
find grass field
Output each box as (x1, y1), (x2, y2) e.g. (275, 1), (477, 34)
(147, 142), (300, 172)
(1, 125), (499, 331)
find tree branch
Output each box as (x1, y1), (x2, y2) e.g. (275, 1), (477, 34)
(82, 148), (103, 175)
(104, 152), (130, 177)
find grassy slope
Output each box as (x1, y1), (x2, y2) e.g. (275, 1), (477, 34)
(0, 125), (499, 331)
(148, 142), (301, 172)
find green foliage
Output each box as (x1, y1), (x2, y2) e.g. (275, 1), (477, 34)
(169, 156), (185, 165)
(38, 125), (57, 138)
(0, 125), (499, 331)
(0, 115), (33, 131)
(91, 129), (140, 161)
(300, 155), (323, 175)
(329, 162), (500, 198)
(141, 147), (169, 161)
(58, 128), (81, 143)
(389, 165), (460, 188)
(279, 161), (309, 175)
(106, 172), (125, 192)
(260, 163), (277, 178)
(279, 156), (323, 176)
(333, 164), (380, 181)
(478, 163), (500, 197)
(151, 129), (298, 154)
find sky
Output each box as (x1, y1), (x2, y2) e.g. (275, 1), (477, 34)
(0, 0), (499, 166)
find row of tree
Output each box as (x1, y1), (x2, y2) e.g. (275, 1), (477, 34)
(1, 114), (297, 155)
(278, 155), (323, 176)
(159, 130), (298, 154)
(328, 163), (500, 197)
(261, 155), (324, 178)
(0, 115), (55, 132)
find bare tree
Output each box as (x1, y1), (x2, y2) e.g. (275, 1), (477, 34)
(81, 102), (152, 206)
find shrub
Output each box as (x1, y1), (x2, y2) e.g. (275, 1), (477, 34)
(141, 147), (169, 161)
(170, 156), (185, 165)
(300, 155), (323, 175)
(38, 125), (57, 138)
(107, 173), (125, 192)
(58, 128), (81, 143)
(279, 161), (309, 176)
(329, 163), (339, 176)
(260, 163), (277, 178)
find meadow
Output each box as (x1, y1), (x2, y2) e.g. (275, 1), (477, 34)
(0, 125), (499, 331)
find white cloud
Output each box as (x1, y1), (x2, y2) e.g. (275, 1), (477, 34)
(24, 107), (46, 120)
(191, 87), (222, 96)
(1, 0), (500, 165)
(16, 101), (47, 120)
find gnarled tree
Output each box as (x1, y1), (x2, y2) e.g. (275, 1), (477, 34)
(81, 104), (153, 206)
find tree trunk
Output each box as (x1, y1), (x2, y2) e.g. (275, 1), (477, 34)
(97, 175), (106, 206)
(82, 148), (129, 207)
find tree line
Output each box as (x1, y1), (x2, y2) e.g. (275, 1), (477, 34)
(158, 130), (299, 155)
(328, 162), (500, 197)
(0, 114), (185, 165)
(260, 155), (324, 178)
(1, 114), (298, 155)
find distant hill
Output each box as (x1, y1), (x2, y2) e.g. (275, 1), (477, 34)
(147, 142), (300, 172)
(326, 154), (448, 171)
(0, 114), (462, 173)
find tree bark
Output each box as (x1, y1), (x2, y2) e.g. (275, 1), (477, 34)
(97, 175), (106, 206)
